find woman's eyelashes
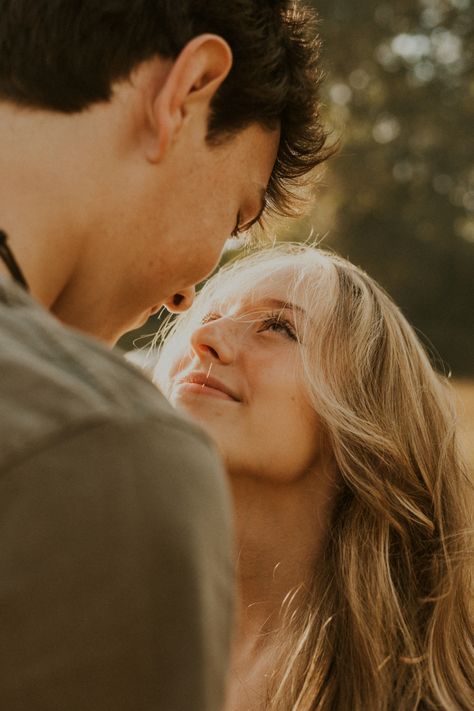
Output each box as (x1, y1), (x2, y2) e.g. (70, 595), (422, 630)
(258, 314), (297, 340)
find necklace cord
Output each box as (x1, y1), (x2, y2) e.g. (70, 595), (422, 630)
(0, 230), (29, 291)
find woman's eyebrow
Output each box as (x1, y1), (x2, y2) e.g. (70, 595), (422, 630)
(255, 298), (305, 315)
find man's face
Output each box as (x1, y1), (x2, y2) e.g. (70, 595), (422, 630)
(121, 123), (280, 333)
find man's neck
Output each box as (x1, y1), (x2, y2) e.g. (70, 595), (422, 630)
(0, 104), (83, 310)
(0, 98), (164, 344)
(0, 102), (134, 343)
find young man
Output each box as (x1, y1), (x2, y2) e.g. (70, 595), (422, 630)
(0, 2), (330, 709)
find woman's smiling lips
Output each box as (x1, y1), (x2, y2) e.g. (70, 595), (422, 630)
(175, 372), (240, 401)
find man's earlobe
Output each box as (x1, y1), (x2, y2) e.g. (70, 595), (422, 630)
(146, 34), (233, 163)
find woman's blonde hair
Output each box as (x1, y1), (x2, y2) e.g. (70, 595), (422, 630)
(156, 243), (473, 710)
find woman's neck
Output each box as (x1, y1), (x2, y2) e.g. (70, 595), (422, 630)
(226, 466), (337, 710)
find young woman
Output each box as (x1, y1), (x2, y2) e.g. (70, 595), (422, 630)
(154, 243), (473, 711)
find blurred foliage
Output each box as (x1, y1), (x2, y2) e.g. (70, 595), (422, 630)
(307, 0), (474, 375)
(120, 0), (474, 374)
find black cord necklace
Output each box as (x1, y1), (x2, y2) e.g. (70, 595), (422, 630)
(0, 230), (29, 291)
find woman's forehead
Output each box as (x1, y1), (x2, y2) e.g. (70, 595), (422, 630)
(207, 264), (304, 309)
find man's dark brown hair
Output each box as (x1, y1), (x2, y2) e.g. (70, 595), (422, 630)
(0, 0), (331, 216)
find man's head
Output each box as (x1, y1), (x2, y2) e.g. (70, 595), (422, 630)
(0, 1), (331, 342)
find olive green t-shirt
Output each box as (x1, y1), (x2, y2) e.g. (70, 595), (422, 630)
(0, 276), (234, 711)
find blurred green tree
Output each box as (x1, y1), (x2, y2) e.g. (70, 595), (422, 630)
(307, 0), (474, 374)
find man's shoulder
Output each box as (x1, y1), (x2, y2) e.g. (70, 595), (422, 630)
(0, 278), (209, 472)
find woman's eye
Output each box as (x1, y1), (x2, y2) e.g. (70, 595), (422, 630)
(259, 316), (297, 341)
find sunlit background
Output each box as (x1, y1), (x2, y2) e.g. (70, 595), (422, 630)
(119, 0), (474, 462)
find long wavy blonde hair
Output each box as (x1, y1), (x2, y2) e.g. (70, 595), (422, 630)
(156, 243), (473, 710)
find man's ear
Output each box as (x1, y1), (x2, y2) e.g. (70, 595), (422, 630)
(145, 34), (233, 162)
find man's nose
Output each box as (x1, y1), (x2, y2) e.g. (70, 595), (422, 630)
(163, 287), (196, 313)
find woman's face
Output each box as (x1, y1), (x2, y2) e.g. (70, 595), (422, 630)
(164, 268), (323, 481)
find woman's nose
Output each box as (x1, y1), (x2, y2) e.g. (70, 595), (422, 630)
(190, 318), (235, 364)
(163, 286), (196, 313)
